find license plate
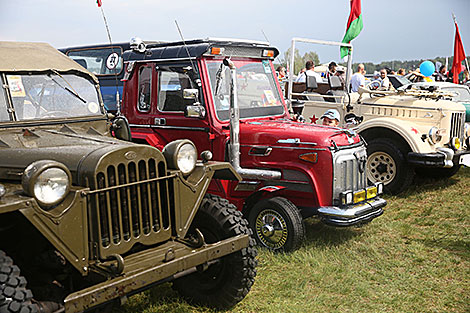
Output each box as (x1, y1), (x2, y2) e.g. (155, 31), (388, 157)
(460, 154), (470, 167)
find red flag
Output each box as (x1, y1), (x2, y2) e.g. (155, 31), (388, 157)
(97, 0), (102, 7)
(452, 20), (466, 84)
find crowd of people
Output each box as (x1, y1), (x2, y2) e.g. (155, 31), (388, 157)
(276, 60), (470, 94)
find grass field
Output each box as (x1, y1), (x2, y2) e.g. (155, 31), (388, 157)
(119, 168), (470, 313)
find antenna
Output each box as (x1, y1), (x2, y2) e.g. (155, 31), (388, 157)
(261, 29), (270, 44)
(174, 20), (200, 86)
(97, 1), (121, 114)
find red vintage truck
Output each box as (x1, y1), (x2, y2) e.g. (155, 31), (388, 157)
(64, 38), (386, 252)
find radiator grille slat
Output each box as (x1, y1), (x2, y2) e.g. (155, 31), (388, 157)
(450, 112), (465, 142)
(89, 158), (174, 256)
(333, 147), (368, 204)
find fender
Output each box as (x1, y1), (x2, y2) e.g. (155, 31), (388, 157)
(243, 185), (287, 214)
(357, 117), (421, 152)
(132, 131), (168, 151)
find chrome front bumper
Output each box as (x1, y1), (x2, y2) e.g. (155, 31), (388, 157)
(317, 197), (386, 227)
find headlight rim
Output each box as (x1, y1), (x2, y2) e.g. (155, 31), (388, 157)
(162, 139), (198, 175)
(428, 126), (442, 144)
(22, 160), (71, 207)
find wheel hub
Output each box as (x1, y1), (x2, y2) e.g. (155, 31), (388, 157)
(261, 224), (275, 237)
(255, 209), (288, 249)
(367, 151), (397, 185)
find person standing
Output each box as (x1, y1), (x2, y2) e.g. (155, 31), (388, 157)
(350, 63), (366, 92)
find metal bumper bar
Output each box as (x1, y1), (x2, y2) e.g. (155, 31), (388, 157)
(408, 148), (470, 168)
(317, 197), (387, 227)
(64, 234), (250, 313)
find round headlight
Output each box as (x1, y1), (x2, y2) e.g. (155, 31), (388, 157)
(22, 160), (71, 207)
(163, 140), (198, 175)
(428, 127), (442, 144)
(450, 137), (461, 150)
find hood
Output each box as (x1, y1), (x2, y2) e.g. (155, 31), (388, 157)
(239, 119), (361, 147)
(0, 125), (132, 184)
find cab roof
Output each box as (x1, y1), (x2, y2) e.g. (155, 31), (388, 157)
(0, 41), (98, 83)
(123, 38), (280, 62)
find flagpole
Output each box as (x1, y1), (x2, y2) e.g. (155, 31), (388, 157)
(453, 13), (470, 75)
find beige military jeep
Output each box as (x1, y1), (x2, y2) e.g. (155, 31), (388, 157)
(287, 38), (470, 194)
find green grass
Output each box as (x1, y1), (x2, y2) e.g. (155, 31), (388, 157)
(119, 168), (470, 313)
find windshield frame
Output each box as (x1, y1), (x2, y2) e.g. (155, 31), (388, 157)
(203, 57), (286, 123)
(1, 70), (105, 123)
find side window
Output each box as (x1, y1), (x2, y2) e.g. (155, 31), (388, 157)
(67, 47), (123, 76)
(138, 66), (152, 112)
(157, 70), (194, 112)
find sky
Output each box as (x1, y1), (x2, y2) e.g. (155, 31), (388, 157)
(0, 0), (469, 65)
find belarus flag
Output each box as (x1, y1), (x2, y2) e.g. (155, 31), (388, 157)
(340, 0), (363, 59)
(97, 0), (102, 7)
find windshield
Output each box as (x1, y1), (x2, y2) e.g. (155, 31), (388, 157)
(443, 87), (470, 102)
(394, 75), (411, 87)
(4, 73), (102, 121)
(206, 59), (285, 121)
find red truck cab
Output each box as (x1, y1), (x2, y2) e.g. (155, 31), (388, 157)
(118, 38), (386, 251)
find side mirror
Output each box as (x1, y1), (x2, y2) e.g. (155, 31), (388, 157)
(184, 104), (206, 119)
(183, 89), (199, 100)
(306, 76), (318, 90)
(111, 116), (132, 141)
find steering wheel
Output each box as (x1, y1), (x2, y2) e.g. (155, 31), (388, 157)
(365, 80), (381, 90)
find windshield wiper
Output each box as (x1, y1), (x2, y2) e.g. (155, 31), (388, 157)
(49, 70), (86, 103)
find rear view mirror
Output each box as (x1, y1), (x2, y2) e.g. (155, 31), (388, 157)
(184, 104), (206, 119)
(111, 116), (132, 141)
(183, 89), (199, 100)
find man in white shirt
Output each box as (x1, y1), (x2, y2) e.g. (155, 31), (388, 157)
(350, 63), (366, 92)
(296, 60), (323, 84)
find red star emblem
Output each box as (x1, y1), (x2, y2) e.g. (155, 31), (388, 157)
(411, 127), (419, 134)
(310, 115), (319, 124)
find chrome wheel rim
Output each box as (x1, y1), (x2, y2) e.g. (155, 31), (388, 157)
(255, 209), (288, 249)
(367, 151), (396, 185)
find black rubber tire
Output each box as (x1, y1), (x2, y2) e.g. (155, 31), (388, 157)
(0, 251), (38, 313)
(172, 194), (257, 309)
(366, 138), (415, 194)
(248, 197), (305, 252)
(415, 164), (461, 179)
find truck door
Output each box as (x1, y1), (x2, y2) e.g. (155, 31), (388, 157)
(151, 63), (212, 153)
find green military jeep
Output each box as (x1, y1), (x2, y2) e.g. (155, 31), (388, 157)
(0, 42), (256, 313)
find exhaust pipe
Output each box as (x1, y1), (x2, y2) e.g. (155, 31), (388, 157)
(225, 58), (281, 180)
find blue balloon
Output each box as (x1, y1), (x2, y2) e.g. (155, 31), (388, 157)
(420, 61), (435, 77)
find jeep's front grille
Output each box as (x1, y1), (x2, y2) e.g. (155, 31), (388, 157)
(450, 112), (465, 142)
(332, 146), (368, 204)
(88, 157), (175, 258)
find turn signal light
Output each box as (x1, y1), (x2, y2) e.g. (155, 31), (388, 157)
(262, 49), (275, 57)
(210, 47), (224, 55)
(299, 153), (318, 163)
